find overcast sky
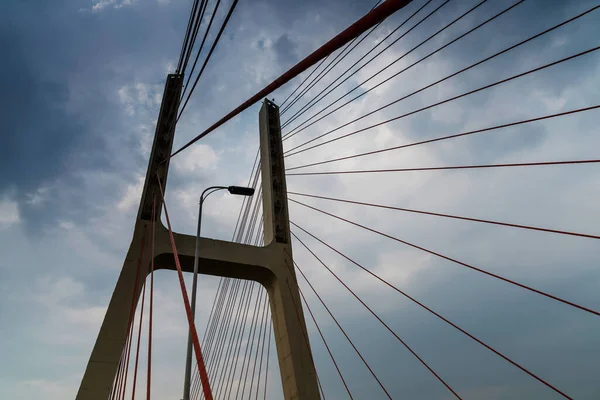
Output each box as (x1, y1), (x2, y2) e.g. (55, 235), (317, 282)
(1, 0), (599, 399)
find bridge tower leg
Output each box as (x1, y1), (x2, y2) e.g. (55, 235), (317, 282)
(76, 75), (319, 398)
(75, 73), (183, 400)
(259, 99), (321, 400)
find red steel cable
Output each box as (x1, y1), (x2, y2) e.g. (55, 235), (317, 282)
(292, 234), (461, 399)
(156, 175), (214, 400)
(277, 253), (327, 399)
(233, 289), (263, 399)
(243, 188), (263, 244)
(291, 221), (574, 399)
(111, 342), (127, 400)
(239, 290), (265, 398)
(119, 227), (148, 400)
(194, 161), (261, 394)
(189, 175), (256, 400)
(209, 193), (265, 398)
(212, 282), (251, 399)
(232, 150), (260, 239)
(256, 317), (272, 400)
(117, 328), (133, 400)
(282, 276), (327, 399)
(112, 334), (136, 400)
(285, 105), (600, 171)
(282, 0), (528, 140)
(131, 220), (154, 399)
(109, 358), (121, 400)
(169, 0), (415, 159)
(280, 54), (331, 109)
(254, 307), (270, 400)
(192, 282), (230, 400)
(202, 282), (231, 363)
(263, 321), (272, 400)
(247, 295), (270, 398)
(280, 19), (376, 116)
(220, 284), (258, 400)
(204, 281), (243, 398)
(217, 234), (264, 400)
(281, 0), (449, 131)
(288, 192), (600, 240)
(192, 281), (232, 400)
(286, 159), (600, 175)
(279, 0), (384, 113)
(280, 0), (392, 117)
(190, 275), (224, 400)
(205, 281), (240, 378)
(202, 281), (232, 367)
(298, 284), (354, 399)
(202, 280), (224, 346)
(292, 260), (394, 399)
(130, 280), (147, 399)
(191, 286), (224, 400)
(284, 45), (600, 157)
(221, 284), (258, 400)
(201, 281), (245, 400)
(289, 198), (600, 318)
(147, 196), (156, 400)
(118, 295), (136, 400)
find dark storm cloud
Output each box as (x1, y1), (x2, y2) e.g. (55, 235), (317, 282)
(0, 30), (85, 194)
(2, 1), (599, 398)
(0, 0), (191, 231)
(0, 0), (369, 233)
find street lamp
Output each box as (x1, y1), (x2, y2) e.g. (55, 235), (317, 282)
(183, 185), (255, 400)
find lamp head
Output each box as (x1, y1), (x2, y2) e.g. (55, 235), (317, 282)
(227, 186), (255, 196)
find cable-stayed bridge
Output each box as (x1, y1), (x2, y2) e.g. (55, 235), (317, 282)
(76, 0), (600, 399)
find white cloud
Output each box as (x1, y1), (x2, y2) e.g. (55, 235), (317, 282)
(117, 82), (163, 116)
(59, 220), (75, 230)
(117, 174), (145, 211)
(31, 276), (107, 346)
(34, 276), (85, 305)
(0, 197), (19, 229)
(91, 0), (115, 12)
(90, 0), (134, 12)
(137, 122), (156, 156)
(4, 2), (600, 399)
(63, 306), (108, 329)
(118, 86), (136, 116)
(25, 185), (50, 206)
(173, 144), (219, 173)
(164, 61), (176, 74)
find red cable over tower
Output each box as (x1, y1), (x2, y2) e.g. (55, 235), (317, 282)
(169, 0), (414, 158)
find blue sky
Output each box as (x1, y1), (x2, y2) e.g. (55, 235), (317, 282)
(1, 0), (599, 399)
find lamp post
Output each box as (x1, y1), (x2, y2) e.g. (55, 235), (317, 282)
(183, 185), (255, 400)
